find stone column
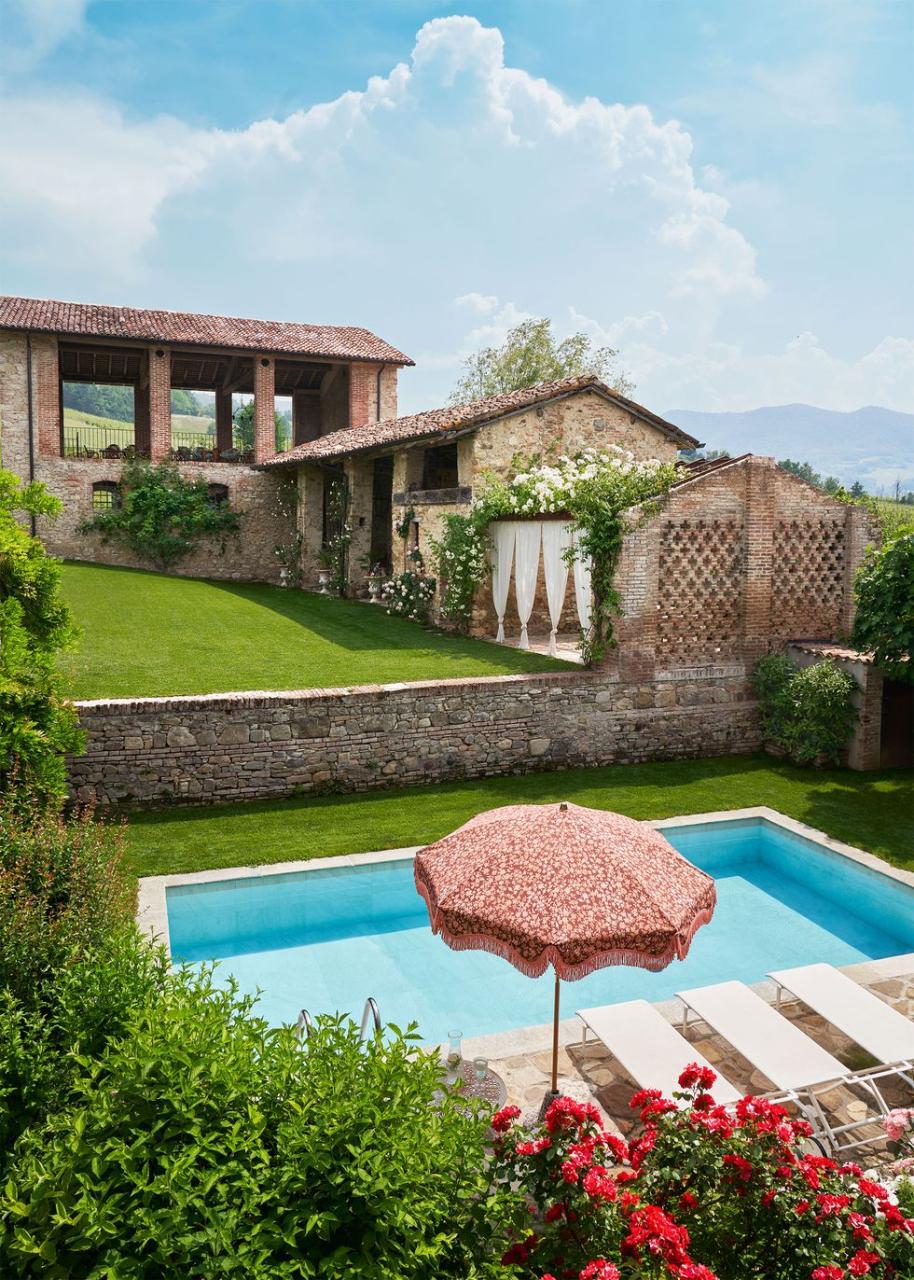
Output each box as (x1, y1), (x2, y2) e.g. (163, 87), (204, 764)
(149, 347), (172, 461)
(215, 390), (233, 453)
(741, 456), (776, 661)
(345, 455), (374, 590)
(298, 465), (325, 586)
(292, 391), (320, 444)
(253, 355), (275, 463)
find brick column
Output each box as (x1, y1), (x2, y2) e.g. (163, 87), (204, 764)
(133, 384), (151, 456)
(348, 362), (379, 428)
(615, 520), (660, 680)
(215, 390), (233, 453)
(292, 391), (320, 444)
(253, 355), (275, 463)
(31, 335), (61, 456)
(741, 456), (776, 661)
(841, 504), (874, 635)
(149, 347), (172, 461)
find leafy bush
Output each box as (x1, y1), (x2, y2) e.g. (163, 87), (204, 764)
(488, 1073), (914, 1279)
(80, 457), (241, 571)
(0, 470), (82, 806)
(0, 797), (133, 1006)
(0, 989), (509, 1279)
(383, 565), (437, 623)
(430, 512), (488, 632)
(753, 656), (858, 765)
(852, 531), (914, 683)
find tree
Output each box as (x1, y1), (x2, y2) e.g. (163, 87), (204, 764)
(0, 470), (83, 806)
(80, 458), (241, 572)
(849, 481), (866, 499)
(778, 458), (822, 487)
(852, 530), (914, 682)
(232, 401), (291, 453)
(449, 317), (632, 404)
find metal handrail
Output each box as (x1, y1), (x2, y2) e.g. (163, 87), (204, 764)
(296, 1008), (314, 1042)
(359, 997), (381, 1041)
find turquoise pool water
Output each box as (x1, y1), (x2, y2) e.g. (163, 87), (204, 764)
(167, 817), (914, 1041)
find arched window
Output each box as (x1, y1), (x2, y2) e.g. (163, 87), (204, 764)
(207, 483), (230, 507)
(91, 481), (120, 511)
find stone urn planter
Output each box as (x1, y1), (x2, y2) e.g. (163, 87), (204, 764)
(366, 573), (385, 603)
(317, 569), (332, 595)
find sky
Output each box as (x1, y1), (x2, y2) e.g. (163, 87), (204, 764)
(1, 0), (912, 418)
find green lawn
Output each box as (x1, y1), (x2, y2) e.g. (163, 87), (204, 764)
(60, 561), (570, 699)
(124, 754), (914, 879)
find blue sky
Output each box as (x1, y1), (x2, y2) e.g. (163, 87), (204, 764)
(1, 0), (911, 416)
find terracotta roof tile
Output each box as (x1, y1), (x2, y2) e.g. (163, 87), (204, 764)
(0, 295), (413, 366)
(263, 374), (698, 466)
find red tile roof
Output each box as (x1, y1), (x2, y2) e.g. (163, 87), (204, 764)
(262, 374), (699, 466)
(0, 295), (413, 366)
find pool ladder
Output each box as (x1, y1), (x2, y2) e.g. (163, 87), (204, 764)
(296, 997), (381, 1044)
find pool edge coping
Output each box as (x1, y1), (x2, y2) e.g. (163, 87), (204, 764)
(136, 805), (914, 965)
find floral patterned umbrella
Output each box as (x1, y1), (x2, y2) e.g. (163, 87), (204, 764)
(414, 801), (716, 1098)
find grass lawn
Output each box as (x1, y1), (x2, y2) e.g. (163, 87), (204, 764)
(123, 753), (914, 879)
(60, 561), (571, 699)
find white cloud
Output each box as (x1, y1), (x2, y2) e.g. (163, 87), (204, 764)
(1, 0), (88, 72)
(0, 14), (764, 303)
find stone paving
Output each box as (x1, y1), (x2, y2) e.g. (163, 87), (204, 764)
(488, 971), (914, 1160)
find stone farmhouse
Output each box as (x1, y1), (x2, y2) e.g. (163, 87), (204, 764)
(0, 295), (898, 794)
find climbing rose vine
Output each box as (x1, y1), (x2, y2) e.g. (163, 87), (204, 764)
(430, 448), (680, 661)
(489, 1070), (914, 1279)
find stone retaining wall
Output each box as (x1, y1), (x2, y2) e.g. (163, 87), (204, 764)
(69, 665), (759, 808)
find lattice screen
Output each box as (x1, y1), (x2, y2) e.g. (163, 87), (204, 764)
(770, 517), (845, 639)
(656, 519), (745, 663)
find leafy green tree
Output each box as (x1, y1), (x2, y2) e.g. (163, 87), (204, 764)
(849, 480), (866, 499)
(0, 470), (82, 806)
(81, 458), (241, 572)
(852, 530), (914, 682)
(450, 317), (632, 403)
(778, 458), (822, 486)
(233, 400), (291, 452)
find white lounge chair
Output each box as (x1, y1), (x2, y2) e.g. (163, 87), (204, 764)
(769, 964), (914, 1079)
(677, 979), (903, 1155)
(577, 998), (742, 1107)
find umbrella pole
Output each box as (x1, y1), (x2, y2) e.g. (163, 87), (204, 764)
(551, 971), (560, 1095)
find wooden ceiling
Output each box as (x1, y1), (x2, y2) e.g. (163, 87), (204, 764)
(58, 342), (331, 395)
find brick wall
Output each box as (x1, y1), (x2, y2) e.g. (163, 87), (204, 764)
(68, 664), (758, 807)
(149, 346), (171, 461)
(37, 457), (296, 582)
(349, 362), (379, 428)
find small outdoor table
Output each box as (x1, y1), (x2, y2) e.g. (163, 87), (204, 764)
(446, 1060), (508, 1108)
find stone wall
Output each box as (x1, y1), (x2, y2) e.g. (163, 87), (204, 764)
(69, 664), (758, 808)
(36, 456), (296, 583)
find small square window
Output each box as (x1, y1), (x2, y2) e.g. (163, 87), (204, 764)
(91, 482), (119, 511)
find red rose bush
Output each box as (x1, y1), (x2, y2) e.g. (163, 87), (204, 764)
(489, 1067), (914, 1280)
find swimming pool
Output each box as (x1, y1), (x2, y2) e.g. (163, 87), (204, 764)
(164, 813), (914, 1042)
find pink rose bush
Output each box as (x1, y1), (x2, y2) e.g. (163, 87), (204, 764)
(489, 1068), (914, 1280)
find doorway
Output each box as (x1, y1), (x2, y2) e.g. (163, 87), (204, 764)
(370, 456), (393, 573)
(880, 678), (913, 768)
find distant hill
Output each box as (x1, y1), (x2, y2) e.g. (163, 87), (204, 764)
(667, 404), (914, 494)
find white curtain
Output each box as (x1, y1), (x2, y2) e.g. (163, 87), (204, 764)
(572, 533), (593, 634)
(541, 521), (572, 656)
(490, 522), (516, 643)
(513, 522), (542, 650)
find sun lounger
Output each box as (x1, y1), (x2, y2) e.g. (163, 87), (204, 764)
(678, 979), (908, 1156)
(677, 980), (846, 1092)
(577, 998), (742, 1106)
(768, 963), (914, 1072)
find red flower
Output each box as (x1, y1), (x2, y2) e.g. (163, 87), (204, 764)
(857, 1177), (889, 1202)
(543, 1203), (565, 1223)
(678, 1062), (717, 1092)
(680, 1191), (698, 1212)
(579, 1261), (620, 1280)
(722, 1154), (753, 1183)
(491, 1104), (521, 1133)
(810, 1268), (844, 1280)
(847, 1251), (881, 1276)
(582, 1166), (617, 1203)
(676, 1266), (720, 1280)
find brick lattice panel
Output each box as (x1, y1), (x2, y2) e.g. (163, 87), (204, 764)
(657, 519), (746, 662)
(770, 517), (845, 639)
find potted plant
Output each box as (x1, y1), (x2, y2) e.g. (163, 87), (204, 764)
(317, 546), (334, 594)
(366, 562), (386, 603)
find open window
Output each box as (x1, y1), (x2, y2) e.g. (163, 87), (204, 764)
(91, 481), (120, 511)
(63, 382), (135, 458)
(206, 483), (230, 507)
